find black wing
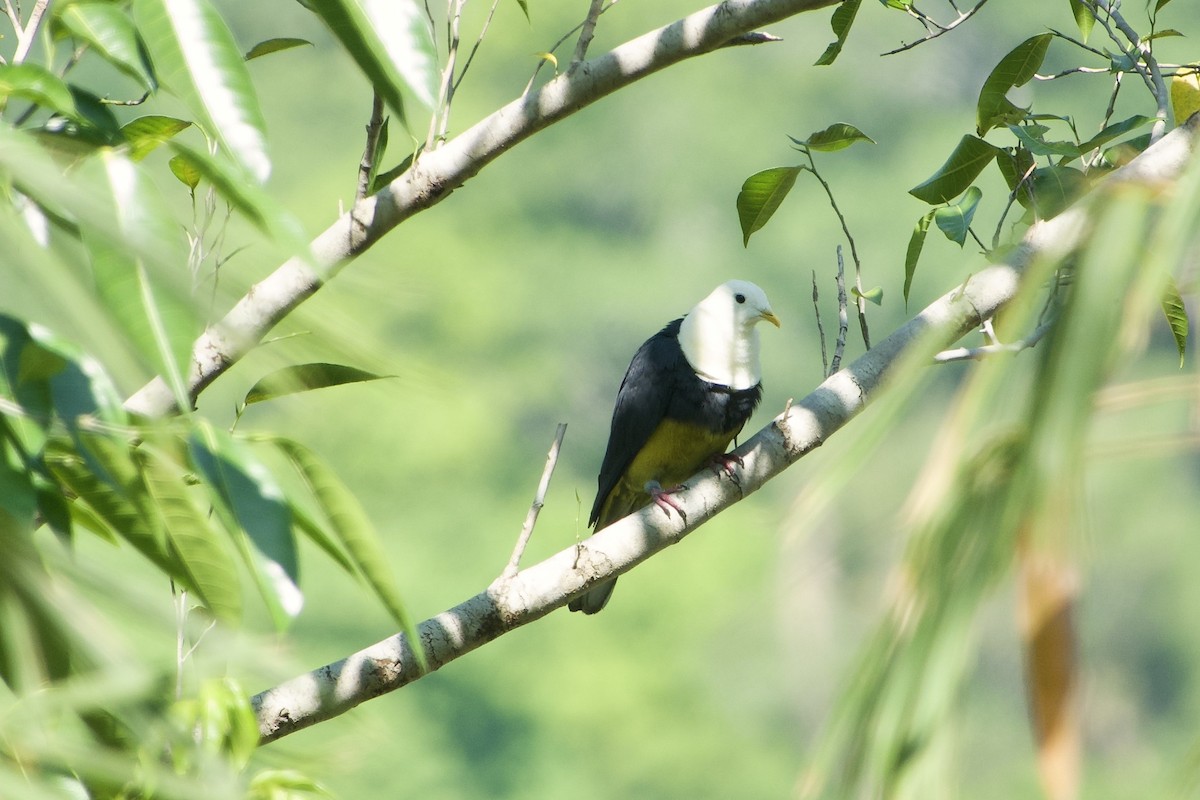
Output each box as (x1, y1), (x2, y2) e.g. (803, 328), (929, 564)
(589, 318), (687, 527)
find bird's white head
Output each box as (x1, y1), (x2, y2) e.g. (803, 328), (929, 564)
(677, 280), (780, 390)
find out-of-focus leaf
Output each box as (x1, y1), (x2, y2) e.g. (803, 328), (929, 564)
(0, 64), (79, 119)
(270, 437), (419, 654)
(244, 37), (313, 60)
(188, 422), (300, 630)
(790, 122), (875, 152)
(814, 0), (861, 66)
(904, 210), (934, 306)
(1162, 275), (1189, 367)
(248, 769), (335, 800)
(977, 34), (1053, 135)
(737, 166), (803, 246)
(0, 418), (37, 536)
(1171, 70), (1200, 127)
(242, 363), (393, 407)
(121, 116), (193, 161)
(1029, 165), (1086, 219)
(851, 286), (883, 306)
(302, 0), (438, 121)
(56, 2), (156, 90)
(1068, 0), (1093, 44)
(512, 0), (530, 23)
(132, 0), (271, 182)
(909, 135), (1001, 204)
(168, 153), (202, 189)
(933, 186), (983, 246)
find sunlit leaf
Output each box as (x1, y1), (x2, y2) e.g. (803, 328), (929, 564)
(244, 37), (313, 61)
(851, 286), (883, 306)
(0, 64), (79, 119)
(132, 0), (272, 182)
(1162, 275), (1189, 367)
(904, 210), (934, 306)
(977, 34), (1053, 135)
(242, 363), (393, 407)
(933, 186), (983, 246)
(168, 153), (202, 189)
(909, 135), (1001, 204)
(790, 122), (875, 152)
(121, 115), (193, 161)
(815, 0), (861, 66)
(1068, 0), (1093, 44)
(56, 2), (156, 90)
(737, 166), (803, 246)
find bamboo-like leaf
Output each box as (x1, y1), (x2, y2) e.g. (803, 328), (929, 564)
(737, 166), (803, 246)
(120, 115), (192, 161)
(302, 0), (438, 121)
(56, 2), (156, 90)
(1162, 275), (1189, 367)
(790, 122), (875, 153)
(909, 135), (1000, 204)
(903, 210), (934, 306)
(977, 34), (1053, 135)
(242, 363), (393, 407)
(814, 0), (861, 66)
(244, 37), (313, 61)
(188, 422), (300, 629)
(132, 0), (272, 182)
(932, 186), (982, 246)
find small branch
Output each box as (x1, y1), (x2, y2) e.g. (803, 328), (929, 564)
(571, 0), (606, 71)
(831, 246), (848, 375)
(526, 0), (619, 94)
(12, 0), (48, 64)
(357, 92), (386, 202)
(804, 151), (870, 349)
(1091, 0), (1169, 141)
(881, 0), (990, 57)
(812, 269), (829, 377)
(932, 317), (1054, 363)
(452, 0), (503, 94)
(501, 423), (567, 580)
(426, 0), (465, 150)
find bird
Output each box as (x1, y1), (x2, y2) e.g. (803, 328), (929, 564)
(569, 280), (780, 614)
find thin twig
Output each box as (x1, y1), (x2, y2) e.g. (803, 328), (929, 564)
(831, 246), (848, 374)
(358, 92), (386, 201)
(524, 0), (618, 96)
(1090, 0), (1169, 141)
(427, 0), (465, 151)
(502, 423), (568, 579)
(804, 151), (870, 348)
(3, 0), (21, 33)
(882, 0), (990, 57)
(933, 317), (1054, 363)
(12, 0), (48, 64)
(571, 0), (606, 71)
(452, 0), (503, 94)
(812, 269), (829, 377)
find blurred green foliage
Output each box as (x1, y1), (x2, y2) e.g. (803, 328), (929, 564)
(3, 0), (1200, 798)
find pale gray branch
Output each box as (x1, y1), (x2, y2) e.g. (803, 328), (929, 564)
(123, 0), (842, 417)
(251, 115), (1200, 744)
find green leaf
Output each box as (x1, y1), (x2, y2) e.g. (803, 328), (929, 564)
(135, 445), (243, 623)
(1029, 165), (1086, 218)
(737, 166), (803, 246)
(976, 34), (1053, 135)
(904, 210), (934, 307)
(302, 0), (438, 122)
(790, 122), (875, 152)
(242, 363), (393, 407)
(168, 153), (202, 189)
(1006, 124), (1084, 158)
(244, 37), (313, 61)
(933, 186), (983, 246)
(815, 0), (861, 66)
(56, 2), (156, 90)
(1075, 114), (1152, 155)
(852, 286), (883, 306)
(0, 64), (79, 119)
(1162, 275), (1189, 367)
(132, 0), (271, 182)
(121, 115), (193, 161)
(1068, 0), (1093, 44)
(270, 438), (420, 657)
(1154, 0), (1173, 13)
(188, 422), (300, 629)
(909, 135), (1001, 204)
(0, 418), (37, 535)
(513, 0), (530, 23)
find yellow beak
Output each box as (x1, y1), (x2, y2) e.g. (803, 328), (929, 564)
(760, 310), (781, 328)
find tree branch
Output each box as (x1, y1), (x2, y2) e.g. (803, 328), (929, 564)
(123, 0), (842, 417)
(250, 115), (1200, 744)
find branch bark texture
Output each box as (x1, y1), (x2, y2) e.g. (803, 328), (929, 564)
(251, 115), (1200, 743)
(123, 0), (839, 417)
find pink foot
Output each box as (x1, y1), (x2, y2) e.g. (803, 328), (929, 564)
(646, 481), (687, 520)
(707, 451), (743, 478)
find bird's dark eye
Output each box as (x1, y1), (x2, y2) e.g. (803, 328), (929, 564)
(735, 293), (746, 304)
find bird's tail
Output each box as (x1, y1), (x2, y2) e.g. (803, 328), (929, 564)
(568, 486), (642, 615)
(568, 579), (617, 614)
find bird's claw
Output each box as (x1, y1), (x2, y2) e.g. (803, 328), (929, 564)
(707, 452), (743, 479)
(646, 482), (687, 522)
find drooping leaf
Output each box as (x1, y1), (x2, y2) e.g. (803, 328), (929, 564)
(1075, 115), (1153, 154)
(512, 0), (530, 23)
(909, 135), (1001, 204)
(790, 122), (875, 153)
(1162, 275), (1189, 367)
(56, 2), (156, 90)
(814, 0), (862, 66)
(737, 166), (803, 246)
(997, 146), (1036, 207)
(244, 37), (313, 61)
(904, 210), (934, 306)
(851, 286), (883, 306)
(188, 422), (300, 630)
(132, 0), (272, 182)
(0, 64), (79, 119)
(120, 115), (193, 161)
(977, 34), (1053, 135)
(933, 186), (983, 247)
(242, 363), (393, 407)
(302, 0), (438, 122)
(1067, 0), (1093, 44)
(168, 153), (202, 189)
